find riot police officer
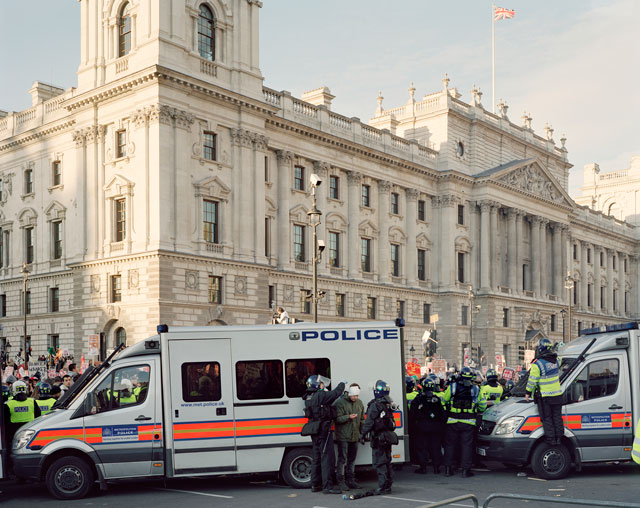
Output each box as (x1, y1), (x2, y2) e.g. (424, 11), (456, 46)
(409, 377), (446, 474)
(35, 383), (57, 415)
(303, 375), (345, 494)
(480, 369), (503, 408)
(441, 367), (486, 477)
(4, 380), (41, 446)
(361, 380), (396, 494)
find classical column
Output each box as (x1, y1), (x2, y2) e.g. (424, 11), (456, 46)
(580, 241), (588, 310)
(507, 208), (517, 291)
(516, 211), (524, 293)
(562, 226), (570, 303)
(479, 201), (491, 291)
(531, 216), (541, 296)
(312, 161), (330, 275)
(276, 150), (293, 270)
(347, 171), (362, 278)
(594, 246), (601, 311)
(490, 203), (499, 290)
(552, 223), (562, 297)
(433, 195), (458, 290)
(620, 252), (627, 315)
(254, 135), (269, 263)
(539, 219), (548, 297)
(606, 248), (614, 313)
(405, 188), (419, 286)
(232, 128), (256, 259)
(378, 180), (391, 283)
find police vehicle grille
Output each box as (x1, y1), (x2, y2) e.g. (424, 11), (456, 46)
(478, 420), (496, 435)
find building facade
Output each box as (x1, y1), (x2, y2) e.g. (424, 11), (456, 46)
(0, 0), (637, 368)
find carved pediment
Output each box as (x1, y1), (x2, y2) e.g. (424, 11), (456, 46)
(104, 174), (135, 198)
(193, 175), (230, 202)
(289, 204), (308, 223)
(44, 200), (66, 221)
(359, 219), (378, 237)
(326, 212), (347, 230)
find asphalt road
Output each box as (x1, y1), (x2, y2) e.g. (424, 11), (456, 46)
(1, 461), (638, 507)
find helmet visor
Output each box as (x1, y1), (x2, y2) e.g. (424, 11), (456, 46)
(317, 375), (331, 388)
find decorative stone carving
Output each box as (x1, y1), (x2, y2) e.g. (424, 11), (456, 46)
(91, 275), (100, 293)
(253, 134), (269, 151)
(353, 294), (362, 309)
(432, 194), (460, 208)
(230, 128), (254, 147)
(470, 85), (483, 107)
(544, 123), (554, 141)
(235, 276), (247, 296)
(129, 269), (139, 289)
(378, 180), (392, 194)
(312, 161), (330, 178)
(147, 104), (173, 125)
(284, 284), (294, 303)
(185, 271), (198, 290)
(384, 297), (392, 312)
(442, 73), (450, 90)
(406, 188), (419, 201)
(107, 304), (120, 319)
(132, 108), (147, 128)
(497, 99), (509, 119)
(276, 149), (294, 164)
(521, 112), (533, 130)
(347, 170), (362, 185)
(498, 164), (564, 204)
(412, 300), (421, 316)
(72, 129), (86, 147)
(174, 110), (195, 131)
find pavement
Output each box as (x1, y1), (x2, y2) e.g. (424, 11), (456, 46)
(0, 461), (638, 507)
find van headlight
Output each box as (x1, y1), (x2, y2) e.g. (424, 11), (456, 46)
(494, 417), (524, 435)
(13, 429), (35, 450)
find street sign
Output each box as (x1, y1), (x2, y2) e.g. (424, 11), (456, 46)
(88, 334), (99, 357)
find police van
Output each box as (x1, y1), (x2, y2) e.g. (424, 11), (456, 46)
(477, 322), (640, 479)
(7, 320), (406, 499)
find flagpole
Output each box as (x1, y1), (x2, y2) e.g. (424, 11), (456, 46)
(492, 3), (495, 114)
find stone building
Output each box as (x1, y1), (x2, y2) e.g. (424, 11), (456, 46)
(0, 0), (637, 368)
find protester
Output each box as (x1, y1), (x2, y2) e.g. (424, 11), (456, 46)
(334, 383), (365, 490)
(276, 307), (291, 324)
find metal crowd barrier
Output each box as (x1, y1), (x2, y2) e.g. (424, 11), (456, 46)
(482, 493), (640, 508)
(417, 494), (479, 508)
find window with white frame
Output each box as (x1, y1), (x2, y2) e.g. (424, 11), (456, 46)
(203, 199), (219, 243)
(52, 221), (63, 259)
(203, 131), (217, 161)
(329, 231), (340, 267)
(24, 227), (34, 264)
(52, 161), (62, 187)
(293, 224), (306, 262)
(116, 130), (127, 159)
(198, 4), (215, 61)
(115, 199), (126, 242)
(118, 3), (132, 57)
(24, 168), (33, 194)
(391, 243), (400, 277)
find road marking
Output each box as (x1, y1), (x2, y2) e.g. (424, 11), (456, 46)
(159, 488), (233, 499)
(383, 495), (475, 507)
(528, 477), (547, 482)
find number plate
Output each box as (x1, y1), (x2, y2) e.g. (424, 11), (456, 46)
(476, 447), (486, 456)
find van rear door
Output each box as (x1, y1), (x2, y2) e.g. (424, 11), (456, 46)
(168, 338), (236, 475)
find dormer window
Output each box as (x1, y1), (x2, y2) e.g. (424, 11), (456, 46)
(119, 2), (131, 57)
(198, 4), (215, 61)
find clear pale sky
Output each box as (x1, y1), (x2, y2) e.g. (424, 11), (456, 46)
(1, 1), (638, 195)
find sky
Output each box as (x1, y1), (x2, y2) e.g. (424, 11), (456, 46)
(1, 0), (638, 195)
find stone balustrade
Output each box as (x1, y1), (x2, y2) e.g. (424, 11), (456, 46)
(0, 91), (73, 140)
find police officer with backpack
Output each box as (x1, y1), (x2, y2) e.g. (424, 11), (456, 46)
(441, 367), (486, 477)
(303, 375), (345, 494)
(409, 377), (446, 474)
(361, 380), (397, 494)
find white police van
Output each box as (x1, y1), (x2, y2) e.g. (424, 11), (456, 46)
(9, 320), (406, 498)
(477, 322), (640, 479)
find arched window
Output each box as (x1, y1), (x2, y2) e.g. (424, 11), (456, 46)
(115, 327), (127, 346)
(118, 3), (132, 57)
(198, 4), (215, 61)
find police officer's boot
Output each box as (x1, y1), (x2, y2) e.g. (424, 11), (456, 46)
(433, 465), (441, 474)
(461, 469), (474, 478)
(444, 466), (454, 477)
(337, 476), (349, 491)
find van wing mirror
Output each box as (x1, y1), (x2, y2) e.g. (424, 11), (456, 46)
(84, 391), (97, 416)
(563, 382), (583, 405)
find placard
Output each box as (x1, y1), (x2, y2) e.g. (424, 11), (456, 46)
(88, 334), (99, 357)
(501, 367), (515, 381)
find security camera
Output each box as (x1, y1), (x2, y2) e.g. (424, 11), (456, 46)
(310, 173), (323, 187)
(317, 239), (326, 252)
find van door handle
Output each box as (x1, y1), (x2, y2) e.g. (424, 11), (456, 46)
(608, 405), (623, 410)
(135, 415), (152, 421)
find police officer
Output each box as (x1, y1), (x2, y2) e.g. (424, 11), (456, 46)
(35, 383), (57, 415)
(405, 376), (418, 408)
(632, 418), (640, 465)
(503, 380), (515, 400)
(4, 380), (41, 446)
(409, 377), (446, 474)
(303, 375), (345, 494)
(117, 379), (137, 405)
(361, 380), (396, 494)
(480, 369), (503, 408)
(525, 337), (563, 445)
(441, 367), (486, 477)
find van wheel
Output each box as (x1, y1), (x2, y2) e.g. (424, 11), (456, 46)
(530, 442), (571, 480)
(45, 456), (95, 500)
(281, 447), (313, 488)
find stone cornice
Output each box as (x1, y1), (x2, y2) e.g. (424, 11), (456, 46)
(0, 120), (76, 153)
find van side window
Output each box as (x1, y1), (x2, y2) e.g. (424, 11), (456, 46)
(182, 362), (222, 402)
(236, 360), (283, 400)
(574, 359), (619, 401)
(285, 358), (331, 398)
(93, 365), (151, 414)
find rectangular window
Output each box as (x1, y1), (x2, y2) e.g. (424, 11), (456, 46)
(367, 297), (376, 319)
(115, 199), (126, 242)
(361, 184), (370, 207)
(329, 175), (339, 200)
(294, 165), (305, 191)
(300, 289), (311, 314)
(0, 294), (5, 317)
(182, 362), (221, 402)
(236, 360), (284, 400)
(417, 248), (426, 281)
(111, 275), (122, 303)
(93, 365), (150, 413)
(0, 180), (3, 201)
(573, 244), (577, 260)
(50, 287), (59, 313)
(3, 231), (9, 268)
(423, 303), (431, 324)
(203, 199), (219, 243)
(285, 358), (330, 398)
(268, 285), (275, 309)
(457, 204), (464, 225)
(264, 156), (269, 182)
(24, 169), (33, 194)
(613, 256), (617, 270)
(418, 199), (426, 221)
(52, 221), (63, 259)
(203, 131), (217, 161)
(361, 238), (371, 272)
(461, 305), (469, 326)
(391, 192), (399, 214)
(457, 252), (465, 283)
(600, 287), (605, 309)
(25, 291), (31, 315)
(293, 224), (306, 262)
(336, 293), (345, 317)
(573, 286), (577, 305)
(551, 314), (556, 332)
(625, 291), (629, 313)
(208, 276), (222, 304)
(502, 308), (509, 327)
(600, 251), (604, 267)
(587, 284), (593, 307)
(587, 248), (592, 264)
(329, 231), (340, 267)
(523, 264), (528, 290)
(52, 161), (62, 186)
(578, 321), (583, 335)
(624, 257), (628, 273)
(116, 130), (127, 158)
(25, 227), (34, 264)
(613, 289), (617, 311)
(391, 244), (400, 277)
(575, 359), (619, 401)
(264, 217), (271, 257)
(397, 300), (405, 319)
(49, 334), (59, 350)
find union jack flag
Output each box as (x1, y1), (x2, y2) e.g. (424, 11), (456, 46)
(494, 6), (515, 21)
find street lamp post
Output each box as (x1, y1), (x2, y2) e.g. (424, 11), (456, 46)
(307, 174), (324, 323)
(564, 272), (575, 342)
(21, 262), (30, 371)
(467, 286), (482, 367)
(560, 308), (567, 344)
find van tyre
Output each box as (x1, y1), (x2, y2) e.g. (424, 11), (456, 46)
(530, 442), (571, 480)
(280, 447), (313, 488)
(45, 456), (96, 500)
